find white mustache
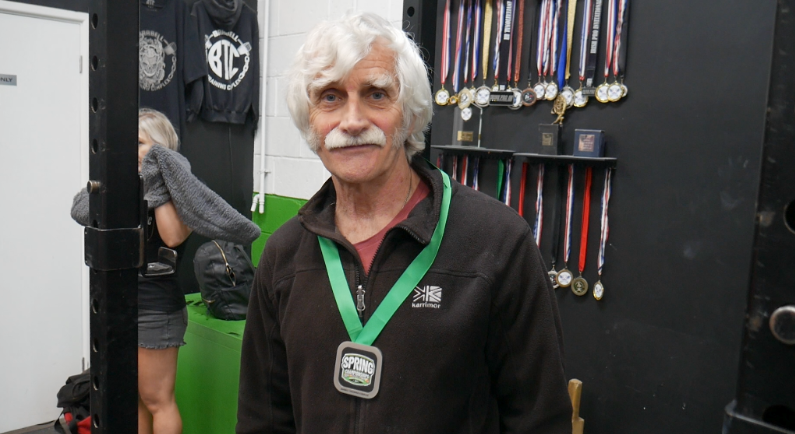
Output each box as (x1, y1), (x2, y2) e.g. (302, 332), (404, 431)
(324, 127), (387, 150)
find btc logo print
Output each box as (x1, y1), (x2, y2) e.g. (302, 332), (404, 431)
(205, 29), (252, 91)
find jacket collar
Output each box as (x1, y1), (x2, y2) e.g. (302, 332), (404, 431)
(298, 156), (445, 249)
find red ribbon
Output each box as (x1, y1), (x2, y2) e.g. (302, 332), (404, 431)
(518, 162), (528, 216)
(578, 166), (593, 274)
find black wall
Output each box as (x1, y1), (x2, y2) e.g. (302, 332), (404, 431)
(411, 0), (777, 432)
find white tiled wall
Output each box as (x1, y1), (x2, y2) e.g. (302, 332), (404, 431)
(254, 0), (404, 200)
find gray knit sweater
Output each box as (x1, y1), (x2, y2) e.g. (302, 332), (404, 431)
(71, 145), (260, 245)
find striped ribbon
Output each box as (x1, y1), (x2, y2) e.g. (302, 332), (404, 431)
(461, 155), (469, 186)
(492, 0), (505, 83)
(536, 0), (549, 79)
(471, 0), (482, 83)
(451, 156), (459, 181)
(503, 159), (513, 206)
(463, 0), (473, 85)
(549, 0), (562, 78)
(534, 164), (545, 247)
(562, 164), (575, 264)
(441, 0), (451, 87)
(578, 0), (593, 81)
(603, 0), (616, 79)
(597, 168), (612, 277)
(611, 0), (628, 78)
(472, 157), (481, 191)
(453, 0), (466, 92)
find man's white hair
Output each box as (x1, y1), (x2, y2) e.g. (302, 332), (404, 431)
(286, 12), (433, 160)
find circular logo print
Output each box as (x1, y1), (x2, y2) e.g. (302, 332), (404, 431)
(205, 30), (251, 91)
(139, 30), (176, 92)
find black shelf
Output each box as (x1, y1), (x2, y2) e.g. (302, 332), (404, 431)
(432, 145), (515, 159)
(513, 153), (618, 168)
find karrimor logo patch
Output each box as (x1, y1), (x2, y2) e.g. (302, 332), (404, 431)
(340, 354), (375, 387)
(412, 285), (442, 309)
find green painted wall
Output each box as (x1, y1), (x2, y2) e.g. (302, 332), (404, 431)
(250, 194), (307, 264)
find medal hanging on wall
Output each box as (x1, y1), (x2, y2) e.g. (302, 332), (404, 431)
(435, 0), (453, 106)
(458, 0), (475, 116)
(533, 164), (545, 247)
(551, 0), (570, 123)
(571, 166), (593, 296)
(520, 0), (539, 107)
(555, 164), (575, 288)
(595, 0), (616, 103)
(607, 0), (630, 102)
(474, 0), (493, 108)
(580, 0), (603, 98)
(593, 168), (612, 300)
(462, 0), (483, 121)
(547, 162), (565, 289)
(450, 0), (467, 107)
(489, 0), (517, 107)
(507, 0), (525, 110)
(559, 0), (578, 108)
(533, 0), (551, 101)
(502, 158), (513, 206)
(545, 0), (562, 101)
(573, 0), (593, 107)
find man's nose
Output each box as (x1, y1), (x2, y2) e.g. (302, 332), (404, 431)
(339, 96), (369, 136)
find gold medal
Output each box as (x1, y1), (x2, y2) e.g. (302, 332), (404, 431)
(449, 94), (459, 106)
(545, 82), (559, 101)
(620, 83), (628, 98)
(457, 88), (473, 109)
(571, 276), (588, 296)
(434, 88), (450, 106)
(560, 86), (575, 108)
(595, 82), (610, 103)
(607, 82), (623, 102)
(555, 268), (573, 288)
(473, 85), (491, 108)
(593, 280), (604, 300)
(573, 88), (588, 108)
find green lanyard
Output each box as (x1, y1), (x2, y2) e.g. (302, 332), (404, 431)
(318, 171), (451, 346)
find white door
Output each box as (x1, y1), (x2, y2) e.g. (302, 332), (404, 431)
(0, 2), (89, 431)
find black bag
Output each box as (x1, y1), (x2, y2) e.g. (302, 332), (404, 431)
(55, 370), (91, 434)
(193, 240), (255, 320)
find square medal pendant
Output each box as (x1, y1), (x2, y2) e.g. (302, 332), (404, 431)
(334, 342), (383, 399)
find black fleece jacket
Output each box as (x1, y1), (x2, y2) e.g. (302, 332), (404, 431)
(237, 158), (572, 434)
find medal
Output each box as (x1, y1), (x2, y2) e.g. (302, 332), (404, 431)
(544, 0), (563, 101)
(458, 87), (474, 109)
(560, 86), (575, 107)
(436, 0), (453, 106)
(508, 0), (526, 110)
(533, 0), (552, 101)
(556, 164), (575, 288)
(319, 172), (452, 400)
(473, 0), (493, 108)
(573, 0), (592, 106)
(548, 268), (560, 289)
(559, 0), (578, 108)
(609, 0), (630, 101)
(607, 82), (623, 102)
(466, 0), (483, 110)
(594, 168), (613, 301)
(474, 85), (492, 107)
(451, 0), (467, 107)
(572, 166), (593, 296)
(545, 82), (559, 100)
(596, 0), (617, 103)
(461, 106), (473, 121)
(573, 87), (588, 107)
(521, 88), (538, 106)
(458, 0), (475, 110)
(509, 88), (523, 109)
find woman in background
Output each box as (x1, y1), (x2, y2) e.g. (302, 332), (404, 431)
(136, 108), (191, 434)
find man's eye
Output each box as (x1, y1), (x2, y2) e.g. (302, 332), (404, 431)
(371, 91), (385, 100)
(322, 94), (338, 103)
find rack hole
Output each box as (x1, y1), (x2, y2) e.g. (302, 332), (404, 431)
(91, 56), (99, 71)
(91, 98), (98, 113)
(91, 297), (99, 314)
(91, 220), (98, 228)
(91, 139), (98, 154)
(92, 338), (99, 353)
(785, 200), (795, 235)
(92, 414), (100, 428)
(91, 13), (98, 29)
(92, 376), (99, 391)
(407, 6), (415, 16)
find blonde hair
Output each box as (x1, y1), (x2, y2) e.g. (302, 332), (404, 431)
(138, 108), (179, 151)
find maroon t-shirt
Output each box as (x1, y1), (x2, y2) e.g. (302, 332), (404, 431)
(354, 180), (430, 274)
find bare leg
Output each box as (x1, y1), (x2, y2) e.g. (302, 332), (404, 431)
(138, 396), (153, 434)
(139, 346), (182, 434)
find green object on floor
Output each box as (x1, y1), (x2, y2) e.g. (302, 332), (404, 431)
(176, 294), (245, 434)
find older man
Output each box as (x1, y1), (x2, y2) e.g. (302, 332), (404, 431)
(237, 12), (571, 434)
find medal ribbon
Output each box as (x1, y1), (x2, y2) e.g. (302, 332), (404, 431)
(585, 0), (603, 86)
(518, 162), (528, 217)
(612, 0), (629, 81)
(318, 171), (452, 346)
(597, 168), (612, 277)
(495, 159), (505, 199)
(451, 156), (459, 181)
(503, 159), (513, 206)
(502, 0), (516, 89)
(511, 0), (525, 86)
(492, 0), (504, 85)
(471, 0), (482, 84)
(577, 166), (592, 274)
(556, 0), (568, 89)
(536, 0), (549, 81)
(453, 0), (466, 92)
(461, 155), (469, 186)
(562, 164), (575, 264)
(564, 0), (577, 81)
(463, 0), (473, 87)
(472, 157), (481, 191)
(441, 0), (452, 88)
(549, 0), (562, 79)
(534, 164), (545, 247)
(603, 0), (616, 80)
(481, 0), (493, 84)
(578, 0), (593, 82)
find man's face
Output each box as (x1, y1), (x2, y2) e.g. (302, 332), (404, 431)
(308, 43), (405, 185)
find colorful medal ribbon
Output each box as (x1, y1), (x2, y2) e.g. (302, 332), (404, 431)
(502, 0), (516, 89)
(578, 0), (593, 83)
(564, 0), (577, 82)
(481, 0), (493, 84)
(595, 168), (612, 300)
(511, 0), (525, 87)
(612, 0), (630, 84)
(536, 0), (549, 84)
(584, 0), (603, 87)
(495, 159), (505, 199)
(453, 0), (467, 93)
(318, 171), (451, 346)
(441, 0), (452, 90)
(549, 0), (562, 82)
(503, 159), (513, 206)
(472, 157), (481, 191)
(471, 0), (482, 84)
(602, 0), (616, 83)
(577, 166), (593, 275)
(556, 0), (569, 90)
(518, 162), (528, 217)
(463, 0), (473, 88)
(461, 155), (470, 187)
(534, 164), (545, 247)
(492, 0), (504, 87)
(451, 156), (459, 181)
(562, 164), (575, 266)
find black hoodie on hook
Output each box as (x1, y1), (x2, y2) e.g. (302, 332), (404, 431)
(190, 0), (260, 124)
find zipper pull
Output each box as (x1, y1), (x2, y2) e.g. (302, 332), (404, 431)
(356, 284), (366, 318)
